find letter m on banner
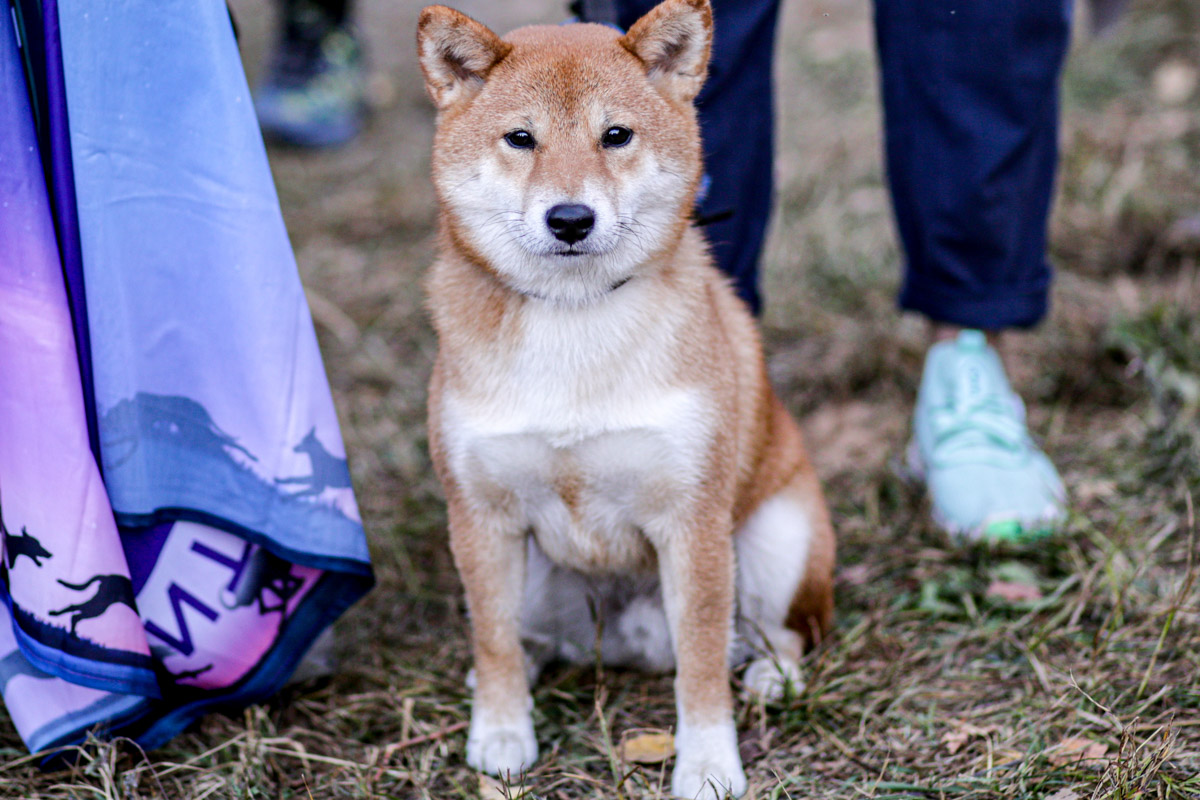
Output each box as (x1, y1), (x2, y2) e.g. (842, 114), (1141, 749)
(144, 583), (219, 656)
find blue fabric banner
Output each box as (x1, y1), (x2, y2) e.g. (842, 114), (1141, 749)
(0, 0), (373, 756)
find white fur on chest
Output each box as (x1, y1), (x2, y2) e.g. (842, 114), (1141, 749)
(441, 294), (713, 572)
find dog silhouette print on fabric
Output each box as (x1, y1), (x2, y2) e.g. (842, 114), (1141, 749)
(49, 575), (137, 635)
(275, 428), (352, 498)
(2, 524), (53, 570)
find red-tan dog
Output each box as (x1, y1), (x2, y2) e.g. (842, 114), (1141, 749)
(418, 1), (834, 796)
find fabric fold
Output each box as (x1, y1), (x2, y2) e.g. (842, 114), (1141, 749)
(0, 1), (156, 701)
(0, 0), (373, 756)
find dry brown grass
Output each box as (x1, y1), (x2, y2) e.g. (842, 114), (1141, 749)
(4, 0), (1199, 797)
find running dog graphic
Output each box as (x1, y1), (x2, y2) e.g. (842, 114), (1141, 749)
(48, 575), (137, 635)
(149, 644), (215, 686)
(168, 662), (215, 683)
(2, 523), (52, 570)
(275, 427), (352, 498)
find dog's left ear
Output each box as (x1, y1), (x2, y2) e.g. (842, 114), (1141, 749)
(417, 6), (512, 110)
(619, 0), (713, 104)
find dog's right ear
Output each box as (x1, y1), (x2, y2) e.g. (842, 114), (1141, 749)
(417, 6), (511, 110)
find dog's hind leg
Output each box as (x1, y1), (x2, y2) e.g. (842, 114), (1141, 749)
(605, 589), (674, 672)
(519, 542), (673, 675)
(518, 539), (595, 681)
(734, 469), (834, 701)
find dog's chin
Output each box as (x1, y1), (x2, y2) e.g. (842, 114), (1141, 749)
(477, 236), (640, 303)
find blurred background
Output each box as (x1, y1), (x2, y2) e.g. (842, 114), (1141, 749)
(7, 0), (1199, 796)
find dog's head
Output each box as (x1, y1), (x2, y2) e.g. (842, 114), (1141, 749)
(418, 0), (712, 305)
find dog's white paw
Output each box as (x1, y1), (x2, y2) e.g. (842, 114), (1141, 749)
(672, 722), (747, 799)
(742, 656), (804, 702)
(466, 713), (538, 778)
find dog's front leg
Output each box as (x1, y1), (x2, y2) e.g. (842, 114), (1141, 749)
(448, 500), (538, 779)
(659, 519), (747, 800)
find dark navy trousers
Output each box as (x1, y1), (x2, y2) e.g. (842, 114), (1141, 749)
(594, 0), (1072, 328)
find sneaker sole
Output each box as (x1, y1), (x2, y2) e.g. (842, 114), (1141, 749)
(906, 440), (1065, 543)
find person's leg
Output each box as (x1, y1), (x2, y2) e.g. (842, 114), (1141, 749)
(876, 0), (1070, 330)
(875, 0), (1073, 539)
(588, 0), (782, 314)
(255, 0), (365, 148)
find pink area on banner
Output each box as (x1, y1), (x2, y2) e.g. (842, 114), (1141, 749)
(136, 522), (320, 689)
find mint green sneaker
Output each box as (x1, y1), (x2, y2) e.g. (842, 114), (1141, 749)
(908, 330), (1066, 541)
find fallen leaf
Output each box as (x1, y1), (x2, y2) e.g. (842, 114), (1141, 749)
(1044, 789), (1081, 800)
(620, 731), (676, 764)
(1049, 737), (1110, 767)
(478, 773), (509, 799)
(838, 564), (872, 586)
(941, 722), (993, 755)
(943, 729), (971, 755)
(986, 580), (1043, 603)
(1073, 478), (1118, 504)
(478, 772), (532, 799)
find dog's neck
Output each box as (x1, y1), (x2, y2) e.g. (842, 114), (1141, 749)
(512, 275), (634, 304)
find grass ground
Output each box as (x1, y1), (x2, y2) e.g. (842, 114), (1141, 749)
(3, 0), (1199, 797)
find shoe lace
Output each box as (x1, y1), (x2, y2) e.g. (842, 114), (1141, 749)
(929, 356), (1028, 460)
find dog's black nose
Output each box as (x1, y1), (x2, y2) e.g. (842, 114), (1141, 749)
(546, 204), (595, 244)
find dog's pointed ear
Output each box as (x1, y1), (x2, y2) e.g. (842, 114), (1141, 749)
(619, 0), (713, 103)
(417, 6), (512, 110)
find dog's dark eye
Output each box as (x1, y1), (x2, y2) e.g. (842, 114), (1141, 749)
(504, 130), (536, 149)
(601, 126), (633, 148)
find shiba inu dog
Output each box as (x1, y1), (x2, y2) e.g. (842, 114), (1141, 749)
(417, 1), (835, 796)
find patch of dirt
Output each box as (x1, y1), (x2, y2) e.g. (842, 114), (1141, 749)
(802, 400), (906, 479)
